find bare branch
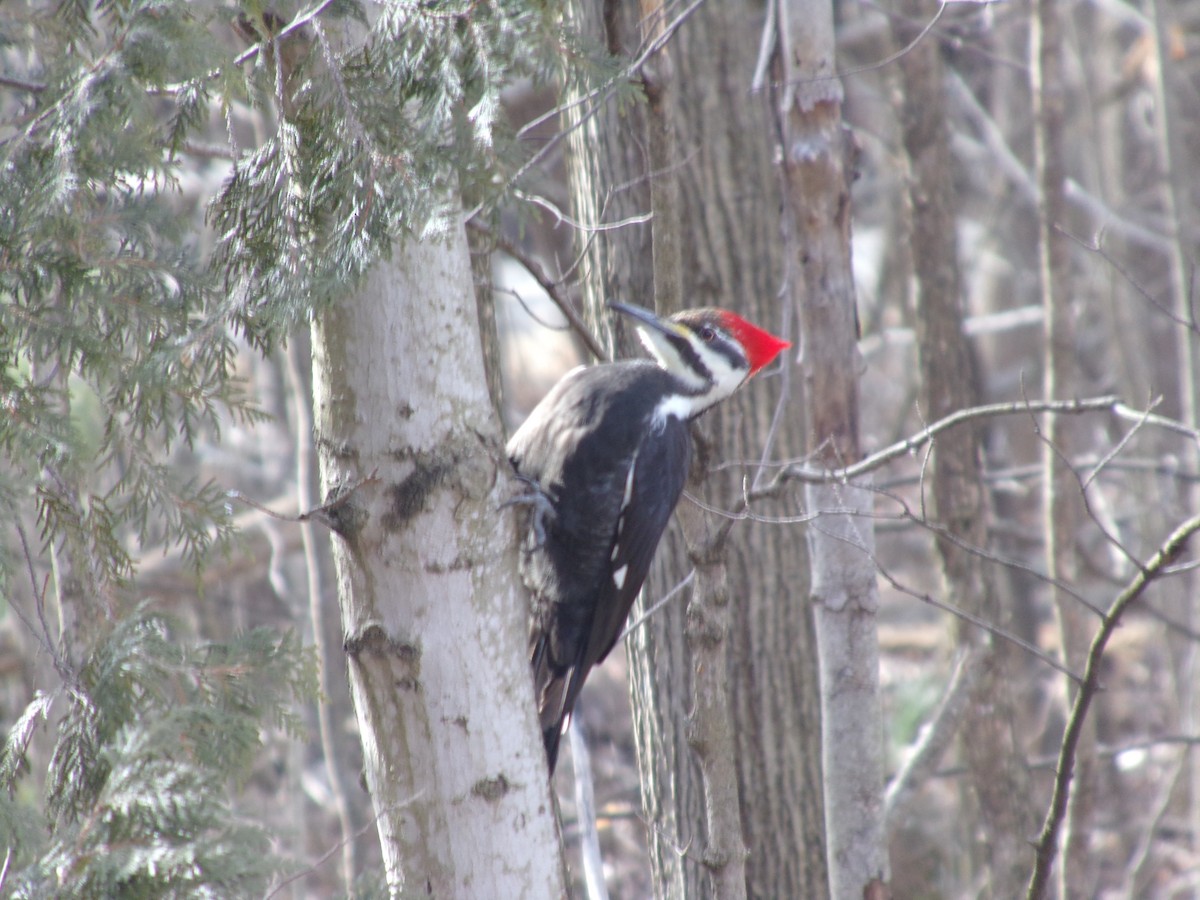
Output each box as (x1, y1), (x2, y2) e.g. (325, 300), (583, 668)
(758, 395), (1120, 495)
(619, 569), (695, 643)
(14, 523), (69, 679)
(1112, 401), (1200, 440)
(233, 0), (337, 67)
(227, 470), (379, 530)
(868, 551), (1082, 682)
(514, 190), (653, 234)
(473, 0), (709, 219)
(1118, 744), (1188, 896)
(0, 74), (46, 93)
(468, 219), (607, 362)
(1027, 511), (1200, 900)
(946, 70), (1175, 256)
(262, 809), (386, 899)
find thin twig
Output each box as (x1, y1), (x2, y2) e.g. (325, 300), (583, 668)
(1026, 511), (1200, 900)
(620, 570), (695, 643)
(227, 470), (379, 529)
(262, 811), (384, 900)
(470, 0), (708, 223)
(759, 395), (1120, 495)
(0, 74), (46, 93)
(235, 0), (336, 66)
(14, 523), (68, 677)
(568, 713), (610, 900)
(1112, 401), (1200, 439)
(514, 190), (653, 235)
(469, 220), (606, 361)
(1119, 744), (1188, 896)
(884, 648), (978, 828)
(868, 548), (1082, 682)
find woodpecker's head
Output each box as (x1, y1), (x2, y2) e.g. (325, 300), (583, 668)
(610, 302), (790, 417)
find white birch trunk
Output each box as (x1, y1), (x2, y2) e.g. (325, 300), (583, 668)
(310, 219), (565, 897)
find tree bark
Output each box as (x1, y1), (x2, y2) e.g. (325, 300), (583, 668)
(639, 4), (748, 897)
(891, 8), (1037, 896)
(665, 7), (827, 898)
(310, 220), (565, 898)
(563, 2), (828, 897)
(774, 0), (888, 896)
(1031, 0), (1095, 895)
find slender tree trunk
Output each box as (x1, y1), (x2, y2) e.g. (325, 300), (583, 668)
(773, 0), (888, 895)
(891, 8), (1036, 896)
(665, 6), (827, 898)
(309, 220), (565, 898)
(563, 3), (828, 896)
(562, 3), (704, 896)
(1031, 0), (1095, 895)
(639, 3), (748, 897)
(1145, 0), (1200, 869)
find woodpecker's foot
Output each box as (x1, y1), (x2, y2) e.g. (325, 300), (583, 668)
(502, 475), (556, 548)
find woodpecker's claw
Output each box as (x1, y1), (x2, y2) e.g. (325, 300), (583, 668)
(503, 475), (556, 549)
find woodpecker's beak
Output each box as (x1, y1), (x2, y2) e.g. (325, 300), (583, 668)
(608, 302), (684, 339)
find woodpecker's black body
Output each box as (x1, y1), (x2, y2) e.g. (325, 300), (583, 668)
(507, 303), (789, 772)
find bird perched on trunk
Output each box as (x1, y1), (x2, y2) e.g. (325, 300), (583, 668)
(506, 301), (790, 772)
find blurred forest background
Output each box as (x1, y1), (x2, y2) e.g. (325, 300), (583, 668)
(2, 0), (1200, 897)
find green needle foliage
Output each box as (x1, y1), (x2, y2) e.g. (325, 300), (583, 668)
(0, 610), (315, 897)
(0, 0), (608, 892)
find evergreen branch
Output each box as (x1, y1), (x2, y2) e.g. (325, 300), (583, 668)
(0, 74), (45, 93)
(235, 0), (339, 67)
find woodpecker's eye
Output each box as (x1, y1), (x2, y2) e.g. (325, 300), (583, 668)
(698, 326), (717, 343)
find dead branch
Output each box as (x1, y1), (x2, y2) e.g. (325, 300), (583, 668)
(759, 395), (1120, 495)
(1026, 511), (1200, 900)
(468, 219), (606, 362)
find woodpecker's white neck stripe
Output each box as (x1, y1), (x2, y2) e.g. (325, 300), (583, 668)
(652, 393), (702, 429)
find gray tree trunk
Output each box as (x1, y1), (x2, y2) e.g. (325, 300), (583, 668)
(563, 2), (828, 896)
(891, 7), (1037, 896)
(310, 221), (565, 898)
(1031, 0), (1094, 895)
(773, 0), (889, 895)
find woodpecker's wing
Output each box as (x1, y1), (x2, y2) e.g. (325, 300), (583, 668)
(585, 414), (690, 667)
(508, 362), (692, 770)
(524, 415), (689, 770)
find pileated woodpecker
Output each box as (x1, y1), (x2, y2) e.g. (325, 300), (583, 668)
(506, 301), (790, 772)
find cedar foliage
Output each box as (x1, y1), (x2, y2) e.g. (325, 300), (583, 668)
(0, 614), (315, 897)
(1, 0), (595, 892)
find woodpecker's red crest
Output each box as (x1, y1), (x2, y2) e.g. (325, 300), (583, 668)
(712, 309), (792, 375)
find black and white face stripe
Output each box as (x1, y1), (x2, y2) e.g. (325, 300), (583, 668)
(625, 314), (752, 424)
(672, 310), (751, 383)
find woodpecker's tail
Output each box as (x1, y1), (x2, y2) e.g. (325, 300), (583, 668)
(530, 637), (583, 774)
